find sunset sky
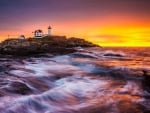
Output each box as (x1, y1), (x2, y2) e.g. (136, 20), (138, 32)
(0, 0), (150, 46)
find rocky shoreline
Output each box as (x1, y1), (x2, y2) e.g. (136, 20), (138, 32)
(0, 36), (99, 56)
(0, 43), (149, 113)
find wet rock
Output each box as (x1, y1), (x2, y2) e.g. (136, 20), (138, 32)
(117, 101), (143, 113)
(79, 106), (108, 113)
(0, 91), (5, 97)
(103, 53), (124, 57)
(25, 77), (51, 92)
(72, 53), (97, 59)
(0, 66), (5, 72)
(5, 82), (32, 95)
(142, 70), (150, 92)
(128, 70), (144, 77)
(107, 69), (145, 80)
(124, 70), (144, 80)
(144, 111), (150, 113)
(108, 70), (126, 79)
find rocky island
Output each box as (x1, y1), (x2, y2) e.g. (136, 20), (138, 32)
(0, 36), (99, 56)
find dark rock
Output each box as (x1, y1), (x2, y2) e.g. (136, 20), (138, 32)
(5, 82), (32, 95)
(72, 53), (97, 59)
(103, 53), (124, 57)
(0, 66), (5, 72)
(24, 77), (52, 92)
(0, 36), (99, 56)
(142, 70), (150, 92)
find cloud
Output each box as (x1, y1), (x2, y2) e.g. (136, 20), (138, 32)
(92, 34), (126, 43)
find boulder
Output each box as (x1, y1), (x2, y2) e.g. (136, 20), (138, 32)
(5, 82), (32, 95)
(142, 70), (150, 92)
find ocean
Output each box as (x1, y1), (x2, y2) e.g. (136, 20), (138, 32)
(0, 47), (149, 113)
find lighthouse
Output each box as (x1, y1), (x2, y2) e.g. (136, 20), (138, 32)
(48, 26), (52, 36)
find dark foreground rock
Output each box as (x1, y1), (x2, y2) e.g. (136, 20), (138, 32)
(3, 82), (32, 95)
(0, 36), (99, 56)
(103, 53), (124, 57)
(142, 70), (150, 92)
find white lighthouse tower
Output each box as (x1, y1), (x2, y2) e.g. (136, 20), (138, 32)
(48, 26), (52, 36)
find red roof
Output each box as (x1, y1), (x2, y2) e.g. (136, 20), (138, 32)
(35, 29), (43, 33)
(48, 26), (52, 29)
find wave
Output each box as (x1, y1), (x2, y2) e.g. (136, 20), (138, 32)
(103, 50), (126, 57)
(0, 47), (150, 113)
(0, 75), (145, 113)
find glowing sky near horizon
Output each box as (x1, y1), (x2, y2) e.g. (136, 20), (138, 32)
(0, 0), (150, 46)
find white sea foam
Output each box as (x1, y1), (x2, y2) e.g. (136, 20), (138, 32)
(0, 47), (149, 113)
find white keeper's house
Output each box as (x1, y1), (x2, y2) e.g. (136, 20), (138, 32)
(34, 26), (52, 38)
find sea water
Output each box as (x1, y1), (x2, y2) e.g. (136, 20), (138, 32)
(0, 47), (149, 113)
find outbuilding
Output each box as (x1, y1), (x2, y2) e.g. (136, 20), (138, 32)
(18, 35), (25, 39)
(34, 29), (43, 37)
